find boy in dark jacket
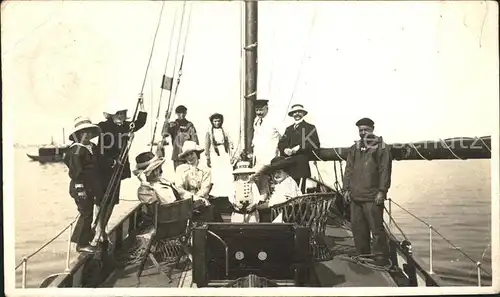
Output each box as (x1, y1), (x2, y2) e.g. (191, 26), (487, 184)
(343, 117), (392, 267)
(64, 117), (106, 253)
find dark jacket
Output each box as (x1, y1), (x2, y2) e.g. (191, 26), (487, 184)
(343, 136), (392, 202)
(97, 111), (147, 180)
(63, 143), (107, 201)
(161, 118), (199, 161)
(277, 120), (320, 181)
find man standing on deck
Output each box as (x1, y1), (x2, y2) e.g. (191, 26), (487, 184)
(251, 99), (281, 170)
(343, 117), (392, 267)
(278, 104), (320, 189)
(161, 105), (199, 170)
(93, 98), (148, 245)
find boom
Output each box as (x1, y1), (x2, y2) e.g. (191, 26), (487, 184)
(315, 136), (492, 161)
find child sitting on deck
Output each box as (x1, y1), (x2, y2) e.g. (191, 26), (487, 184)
(230, 161), (265, 223)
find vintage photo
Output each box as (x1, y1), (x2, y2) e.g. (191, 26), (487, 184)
(2, 0), (498, 295)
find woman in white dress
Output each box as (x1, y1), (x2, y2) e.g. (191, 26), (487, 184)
(205, 113), (235, 199)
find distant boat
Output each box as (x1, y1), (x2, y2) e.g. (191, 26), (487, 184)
(26, 129), (69, 163)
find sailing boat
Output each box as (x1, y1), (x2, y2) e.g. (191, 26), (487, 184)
(26, 129), (69, 163)
(22, 0), (492, 290)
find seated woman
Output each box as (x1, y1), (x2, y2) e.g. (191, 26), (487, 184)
(230, 161), (265, 223)
(175, 141), (223, 222)
(253, 156), (302, 222)
(134, 149), (180, 206)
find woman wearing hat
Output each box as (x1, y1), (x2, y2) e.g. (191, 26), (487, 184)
(205, 113), (234, 198)
(133, 142), (180, 206)
(161, 105), (199, 170)
(252, 156), (302, 222)
(175, 141), (223, 222)
(64, 116), (106, 253)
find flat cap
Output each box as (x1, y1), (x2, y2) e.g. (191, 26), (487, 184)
(355, 117), (374, 128)
(255, 99), (269, 107)
(175, 105), (187, 113)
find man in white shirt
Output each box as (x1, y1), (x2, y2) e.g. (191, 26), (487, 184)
(251, 99), (282, 200)
(252, 99), (281, 169)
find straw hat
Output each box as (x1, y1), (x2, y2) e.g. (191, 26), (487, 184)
(232, 161), (255, 175)
(133, 151), (166, 176)
(287, 104), (308, 117)
(68, 116), (101, 142)
(178, 141), (204, 159)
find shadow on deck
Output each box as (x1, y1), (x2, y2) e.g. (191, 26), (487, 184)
(98, 216), (400, 288)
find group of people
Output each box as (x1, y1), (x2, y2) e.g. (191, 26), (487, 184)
(64, 96), (393, 267)
(63, 98), (148, 253)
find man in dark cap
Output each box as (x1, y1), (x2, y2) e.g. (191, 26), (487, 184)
(343, 117), (392, 267)
(252, 99), (281, 168)
(161, 105), (199, 169)
(250, 99), (281, 200)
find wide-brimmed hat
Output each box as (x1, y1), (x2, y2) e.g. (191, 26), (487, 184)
(69, 116), (101, 142)
(255, 156), (296, 176)
(233, 161), (255, 175)
(103, 101), (129, 119)
(287, 104), (308, 117)
(178, 141), (204, 159)
(133, 151), (166, 176)
(209, 113), (224, 123)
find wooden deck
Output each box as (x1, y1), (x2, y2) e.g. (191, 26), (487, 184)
(98, 214), (397, 288)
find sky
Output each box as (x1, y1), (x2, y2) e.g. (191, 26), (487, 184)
(2, 0), (498, 149)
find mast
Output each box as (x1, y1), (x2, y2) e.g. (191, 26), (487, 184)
(243, 0), (258, 158)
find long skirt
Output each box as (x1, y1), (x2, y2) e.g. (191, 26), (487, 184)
(209, 144), (234, 197)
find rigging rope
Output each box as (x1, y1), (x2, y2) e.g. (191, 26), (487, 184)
(95, 2), (166, 236)
(165, 2), (192, 120)
(140, 1), (167, 94)
(149, 4), (182, 150)
(282, 7), (318, 122)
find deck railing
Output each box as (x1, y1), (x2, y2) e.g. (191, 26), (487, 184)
(384, 197), (491, 287)
(15, 215), (79, 288)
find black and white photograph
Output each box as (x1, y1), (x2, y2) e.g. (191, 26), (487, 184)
(2, 0), (498, 295)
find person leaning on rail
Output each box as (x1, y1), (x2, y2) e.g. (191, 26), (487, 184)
(342, 117), (392, 267)
(63, 116), (107, 254)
